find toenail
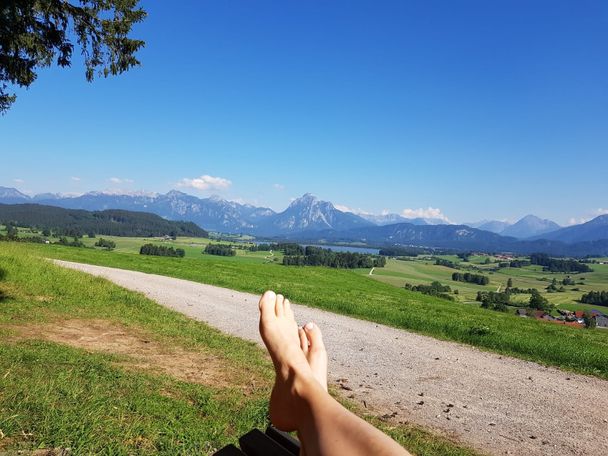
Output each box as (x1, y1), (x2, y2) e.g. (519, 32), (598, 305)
(305, 322), (314, 330)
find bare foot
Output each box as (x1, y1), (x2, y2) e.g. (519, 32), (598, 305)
(299, 322), (328, 392)
(258, 290), (318, 431)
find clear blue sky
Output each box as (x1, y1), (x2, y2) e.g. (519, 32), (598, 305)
(1, 0), (607, 225)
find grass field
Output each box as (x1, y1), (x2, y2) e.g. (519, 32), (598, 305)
(7, 240), (608, 381)
(365, 255), (608, 313)
(14, 225), (606, 312)
(0, 243), (479, 455)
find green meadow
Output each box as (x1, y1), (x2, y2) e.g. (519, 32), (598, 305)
(6, 239), (608, 380)
(0, 243), (479, 455)
(365, 255), (608, 313)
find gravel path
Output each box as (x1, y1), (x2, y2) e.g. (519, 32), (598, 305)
(55, 260), (608, 456)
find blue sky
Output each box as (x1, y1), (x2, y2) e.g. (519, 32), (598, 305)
(1, 0), (607, 225)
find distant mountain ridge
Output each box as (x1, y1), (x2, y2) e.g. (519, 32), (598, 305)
(500, 215), (561, 239)
(358, 213), (444, 226)
(530, 215), (608, 243)
(1, 186), (606, 255)
(475, 220), (512, 234)
(255, 193), (374, 235)
(0, 187), (29, 204)
(287, 222), (608, 256)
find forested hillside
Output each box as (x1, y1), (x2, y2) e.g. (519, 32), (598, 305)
(0, 204), (208, 238)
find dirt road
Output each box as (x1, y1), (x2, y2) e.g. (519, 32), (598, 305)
(55, 260), (608, 456)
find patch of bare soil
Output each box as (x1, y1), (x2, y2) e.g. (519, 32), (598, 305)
(11, 319), (236, 389)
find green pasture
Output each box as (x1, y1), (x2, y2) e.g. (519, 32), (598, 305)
(0, 243), (478, 455)
(7, 242), (608, 380)
(365, 256), (608, 312)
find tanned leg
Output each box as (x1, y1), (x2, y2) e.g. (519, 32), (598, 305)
(258, 291), (410, 456)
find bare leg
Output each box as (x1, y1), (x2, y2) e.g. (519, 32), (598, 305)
(258, 291), (410, 456)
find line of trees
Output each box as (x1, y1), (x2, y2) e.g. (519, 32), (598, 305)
(248, 243), (273, 252)
(57, 237), (85, 247)
(451, 272), (489, 285)
(498, 259), (531, 268)
(204, 244), (236, 257)
(476, 291), (510, 312)
(435, 258), (458, 269)
(580, 291), (608, 307)
(0, 227), (87, 249)
(94, 238), (116, 250)
(405, 281), (455, 301)
(248, 243), (305, 255)
(530, 253), (592, 273)
(283, 246), (386, 269)
(140, 243), (185, 258)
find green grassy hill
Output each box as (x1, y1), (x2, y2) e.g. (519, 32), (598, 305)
(0, 243), (478, 455)
(10, 240), (608, 380)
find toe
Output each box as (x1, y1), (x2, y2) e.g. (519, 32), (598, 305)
(304, 322), (326, 354)
(275, 294), (285, 317)
(298, 327), (309, 353)
(284, 298), (295, 321)
(259, 290), (277, 321)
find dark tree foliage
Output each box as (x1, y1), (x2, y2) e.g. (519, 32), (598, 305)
(0, 204), (208, 237)
(477, 291), (510, 312)
(580, 291), (608, 307)
(507, 287), (538, 295)
(545, 278), (566, 293)
(508, 260), (531, 268)
(94, 237), (115, 250)
(451, 272), (489, 285)
(248, 243), (272, 252)
(0, 233), (46, 244)
(248, 243), (304, 254)
(530, 253), (592, 273)
(283, 246), (385, 269)
(58, 236), (84, 247)
(0, 0), (146, 113)
(405, 281), (454, 301)
(435, 258), (458, 269)
(140, 243), (185, 258)
(277, 243), (306, 256)
(204, 243), (236, 257)
(583, 311), (597, 329)
(562, 276), (576, 286)
(5, 223), (18, 238)
(529, 289), (553, 311)
(457, 252), (471, 262)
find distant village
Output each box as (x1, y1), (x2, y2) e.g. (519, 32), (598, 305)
(516, 308), (608, 329)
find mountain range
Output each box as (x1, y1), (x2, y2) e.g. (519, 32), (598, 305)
(1, 186), (607, 255)
(464, 215), (561, 239)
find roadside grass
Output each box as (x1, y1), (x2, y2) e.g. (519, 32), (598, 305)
(0, 243), (480, 456)
(15, 242), (608, 380)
